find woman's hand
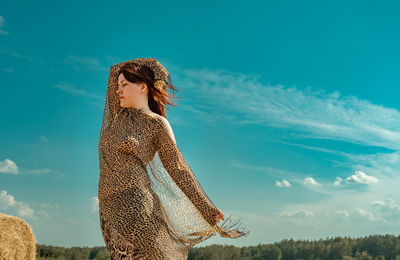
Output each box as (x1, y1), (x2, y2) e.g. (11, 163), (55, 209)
(213, 208), (224, 224)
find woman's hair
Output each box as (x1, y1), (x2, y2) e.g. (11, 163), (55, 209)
(117, 63), (180, 117)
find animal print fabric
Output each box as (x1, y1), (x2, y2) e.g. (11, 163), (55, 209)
(98, 60), (249, 259)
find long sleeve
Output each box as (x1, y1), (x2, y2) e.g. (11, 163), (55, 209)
(153, 117), (220, 227)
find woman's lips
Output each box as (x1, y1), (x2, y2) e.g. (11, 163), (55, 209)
(119, 97), (125, 99)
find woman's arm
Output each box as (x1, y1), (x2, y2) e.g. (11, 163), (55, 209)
(153, 117), (221, 226)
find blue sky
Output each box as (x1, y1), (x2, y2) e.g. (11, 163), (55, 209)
(1, 0), (400, 248)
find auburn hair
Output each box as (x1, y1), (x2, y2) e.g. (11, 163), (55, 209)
(117, 63), (180, 117)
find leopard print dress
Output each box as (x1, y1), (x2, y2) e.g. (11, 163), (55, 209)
(98, 61), (249, 260)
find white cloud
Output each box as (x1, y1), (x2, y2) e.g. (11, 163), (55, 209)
(0, 159), (18, 174)
(333, 177), (343, 186)
(25, 168), (51, 174)
(345, 171), (378, 185)
(279, 209), (314, 217)
(54, 83), (103, 100)
(334, 210), (349, 218)
(0, 190), (16, 208)
(0, 16), (8, 35)
(35, 210), (51, 220)
(40, 136), (49, 143)
(65, 55), (101, 67)
(371, 197), (400, 222)
(354, 207), (377, 222)
(276, 179), (291, 187)
(371, 197), (400, 211)
(0, 189), (36, 220)
(303, 177), (321, 186)
(15, 203), (35, 219)
(64, 55), (106, 71)
(90, 196), (99, 213)
(39, 203), (59, 209)
(0, 159), (51, 175)
(371, 200), (385, 206)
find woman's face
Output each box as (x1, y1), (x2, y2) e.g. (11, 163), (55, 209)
(116, 73), (146, 108)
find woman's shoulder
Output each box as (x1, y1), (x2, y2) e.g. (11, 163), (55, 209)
(150, 114), (176, 144)
(151, 114), (172, 131)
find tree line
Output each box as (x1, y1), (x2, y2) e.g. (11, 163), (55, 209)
(35, 234), (400, 260)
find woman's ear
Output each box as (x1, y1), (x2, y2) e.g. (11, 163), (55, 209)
(140, 83), (148, 93)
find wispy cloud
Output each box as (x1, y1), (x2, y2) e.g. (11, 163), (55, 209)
(230, 159), (308, 181)
(268, 143), (400, 183)
(355, 207), (378, 222)
(3, 67), (15, 73)
(40, 136), (49, 143)
(334, 210), (349, 218)
(265, 139), (353, 158)
(54, 82), (103, 100)
(279, 209), (314, 217)
(25, 168), (51, 174)
(276, 207), (319, 228)
(64, 55), (107, 71)
(0, 46), (36, 63)
(0, 16), (9, 35)
(90, 196), (99, 213)
(180, 68), (400, 150)
(344, 152), (400, 178)
(333, 177), (343, 186)
(39, 203), (59, 209)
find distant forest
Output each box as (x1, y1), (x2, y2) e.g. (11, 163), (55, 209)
(35, 234), (400, 260)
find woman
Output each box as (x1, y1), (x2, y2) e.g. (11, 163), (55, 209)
(98, 58), (249, 259)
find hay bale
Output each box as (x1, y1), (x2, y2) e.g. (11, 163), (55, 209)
(0, 212), (36, 260)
